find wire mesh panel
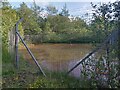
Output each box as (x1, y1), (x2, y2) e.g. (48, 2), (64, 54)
(67, 29), (120, 87)
(8, 27), (16, 56)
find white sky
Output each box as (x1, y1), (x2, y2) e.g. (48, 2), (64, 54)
(4, 0), (119, 2)
(3, 0), (118, 23)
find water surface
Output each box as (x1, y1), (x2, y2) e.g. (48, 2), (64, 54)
(19, 44), (93, 77)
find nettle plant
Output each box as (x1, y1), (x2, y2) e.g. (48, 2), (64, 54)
(80, 47), (119, 88)
(80, 1), (120, 88)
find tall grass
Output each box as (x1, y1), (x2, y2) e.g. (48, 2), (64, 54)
(2, 46), (41, 88)
(2, 47), (16, 76)
(2, 47), (12, 63)
(30, 71), (95, 88)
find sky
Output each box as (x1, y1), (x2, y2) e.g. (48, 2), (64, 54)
(5, 0), (119, 22)
(6, 0), (118, 2)
(9, 2), (93, 19)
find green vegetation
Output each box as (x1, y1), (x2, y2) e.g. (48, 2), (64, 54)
(30, 72), (95, 88)
(2, 47), (40, 88)
(1, 0), (120, 88)
(2, 47), (95, 88)
(1, 1), (120, 47)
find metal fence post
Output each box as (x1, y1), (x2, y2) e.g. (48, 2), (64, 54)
(15, 18), (24, 69)
(16, 32), (46, 77)
(67, 30), (119, 74)
(15, 23), (19, 69)
(14, 18), (46, 77)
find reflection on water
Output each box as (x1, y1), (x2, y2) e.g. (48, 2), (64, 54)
(41, 60), (83, 78)
(41, 60), (68, 71)
(41, 60), (83, 77)
(68, 60), (83, 78)
(19, 44), (93, 77)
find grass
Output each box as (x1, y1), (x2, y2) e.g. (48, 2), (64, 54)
(2, 47), (41, 88)
(2, 50), (94, 88)
(2, 60), (41, 88)
(29, 71), (95, 88)
(2, 45), (97, 88)
(4, 44), (115, 88)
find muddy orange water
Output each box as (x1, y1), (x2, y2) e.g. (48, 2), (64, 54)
(19, 44), (93, 77)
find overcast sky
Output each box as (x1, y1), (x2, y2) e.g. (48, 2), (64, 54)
(9, 2), (94, 17)
(7, 0), (118, 22)
(6, 0), (118, 2)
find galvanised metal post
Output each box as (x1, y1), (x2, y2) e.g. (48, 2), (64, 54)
(67, 30), (119, 74)
(15, 18), (46, 77)
(15, 24), (18, 68)
(15, 18), (23, 69)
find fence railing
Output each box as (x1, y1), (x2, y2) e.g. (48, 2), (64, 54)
(67, 29), (119, 74)
(14, 18), (46, 77)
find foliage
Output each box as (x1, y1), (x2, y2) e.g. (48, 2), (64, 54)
(83, 1), (120, 88)
(2, 1), (120, 45)
(47, 15), (69, 33)
(30, 71), (95, 88)
(46, 5), (58, 15)
(2, 1), (108, 44)
(80, 49), (119, 88)
(89, 1), (120, 43)
(2, 1), (120, 88)
(59, 3), (70, 17)
(1, 2), (23, 49)
(2, 50), (40, 88)
(89, 2), (113, 43)
(17, 2), (42, 35)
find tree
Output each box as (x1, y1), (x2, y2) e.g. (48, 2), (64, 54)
(60, 3), (69, 17)
(17, 2), (42, 35)
(46, 5), (58, 15)
(89, 1), (120, 87)
(1, 2), (22, 49)
(112, 1), (120, 29)
(90, 2), (113, 43)
(43, 21), (54, 41)
(32, 0), (45, 31)
(112, 1), (120, 85)
(32, 0), (44, 17)
(47, 15), (70, 33)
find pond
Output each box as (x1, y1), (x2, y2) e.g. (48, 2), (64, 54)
(19, 44), (94, 77)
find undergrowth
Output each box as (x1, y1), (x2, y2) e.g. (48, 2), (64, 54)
(2, 48), (95, 88)
(2, 47), (40, 88)
(29, 71), (96, 88)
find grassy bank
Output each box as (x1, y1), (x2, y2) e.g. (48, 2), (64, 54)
(29, 71), (98, 88)
(2, 48), (40, 88)
(2, 45), (117, 88)
(2, 54), (92, 88)
(2, 47), (96, 88)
